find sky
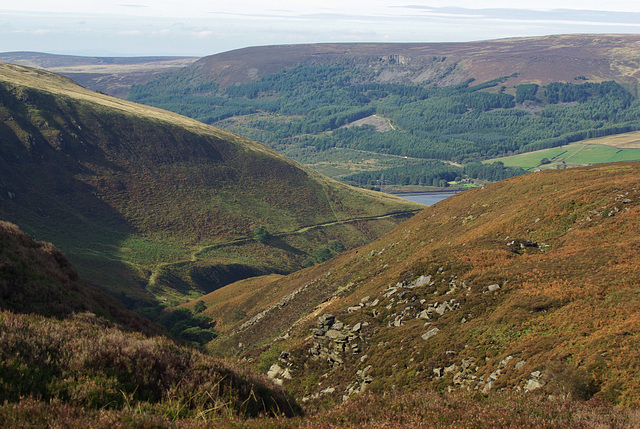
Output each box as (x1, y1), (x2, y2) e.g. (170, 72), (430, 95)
(1, 1), (640, 57)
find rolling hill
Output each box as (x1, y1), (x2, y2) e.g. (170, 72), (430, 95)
(0, 220), (157, 334)
(156, 34), (640, 90)
(0, 63), (421, 307)
(192, 161), (640, 409)
(487, 130), (640, 171)
(7, 36), (640, 187)
(123, 34), (640, 187)
(3, 209), (633, 429)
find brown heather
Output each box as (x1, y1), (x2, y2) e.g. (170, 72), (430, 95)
(2, 389), (637, 428)
(0, 310), (299, 421)
(192, 162), (640, 412)
(0, 221), (300, 425)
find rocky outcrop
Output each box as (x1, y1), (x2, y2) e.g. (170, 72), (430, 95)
(309, 314), (365, 366)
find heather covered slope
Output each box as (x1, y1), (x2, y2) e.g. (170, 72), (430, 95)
(0, 220), (158, 334)
(0, 63), (420, 305)
(199, 162), (640, 407)
(0, 222), (635, 429)
(169, 35), (640, 90)
(0, 222), (299, 423)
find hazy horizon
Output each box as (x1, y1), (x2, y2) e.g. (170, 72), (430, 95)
(2, 1), (640, 57)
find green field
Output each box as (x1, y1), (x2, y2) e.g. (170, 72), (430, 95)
(487, 132), (640, 171)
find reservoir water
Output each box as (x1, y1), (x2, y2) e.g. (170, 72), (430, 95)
(395, 192), (459, 206)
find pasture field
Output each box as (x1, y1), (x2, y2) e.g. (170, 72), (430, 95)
(489, 131), (640, 171)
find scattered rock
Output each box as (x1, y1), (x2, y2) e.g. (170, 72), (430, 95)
(413, 275), (432, 288)
(310, 314), (364, 365)
(318, 314), (335, 330)
(422, 327), (439, 340)
(281, 368), (292, 380)
(267, 363), (282, 379)
(444, 364), (458, 374)
(461, 358), (474, 370)
(392, 315), (403, 327)
(487, 284), (501, 292)
(524, 370), (545, 392)
(499, 355), (513, 368)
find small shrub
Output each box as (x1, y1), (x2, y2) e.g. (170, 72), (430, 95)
(193, 300), (207, 314)
(253, 227), (272, 244)
(327, 240), (346, 253)
(158, 308), (217, 346)
(545, 360), (600, 400)
(315, 247), (333, 263)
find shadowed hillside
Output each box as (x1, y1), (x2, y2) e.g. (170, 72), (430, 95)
(0, 63), (420, 307)
(0, 220), (158, 334)
(0, 221), (300, 424)
(195, 162), (640, 408)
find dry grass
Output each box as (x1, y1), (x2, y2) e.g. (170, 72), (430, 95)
(209, 162), (640, 410)
(0, 310), (299, 421)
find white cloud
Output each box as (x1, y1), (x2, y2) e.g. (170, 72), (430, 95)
(10, 28), (53, 35)
(193, 30), (215, 38)
(117, 30), (143, 36)
(2, 2), (640, 56)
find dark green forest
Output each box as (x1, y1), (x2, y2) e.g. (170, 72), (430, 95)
(341, 160), (526, 188)
(128, 64), (640, 187)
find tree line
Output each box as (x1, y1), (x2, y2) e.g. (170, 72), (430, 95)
(127, 64), (640, 187)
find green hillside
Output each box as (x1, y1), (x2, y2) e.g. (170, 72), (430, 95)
(487, 131), (640, 171)
(0, 63), (420, 307)
(124, 36), (640, 189)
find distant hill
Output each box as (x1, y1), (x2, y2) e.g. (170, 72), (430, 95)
(177, 34), (640, 89)
(196, 161), (640, 407)
(0, 63), (420, 307)
(124, 34), (640, 187)
(0, 51), (197, 98)
(9, 35), (640, 100)
(7, 36), (640, 186)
